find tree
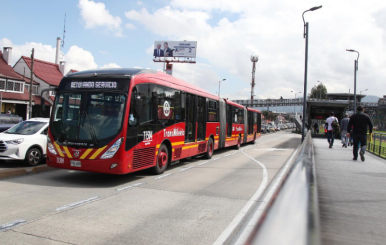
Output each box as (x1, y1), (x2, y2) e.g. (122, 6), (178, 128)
(309, 82), (327, 99)
(262, 110), (278, 122)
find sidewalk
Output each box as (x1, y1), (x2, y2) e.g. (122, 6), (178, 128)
(314, 138), (386, 245)
(0, 162), (53, 179)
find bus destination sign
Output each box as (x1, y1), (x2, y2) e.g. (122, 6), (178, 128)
(70, 81), (117, 89)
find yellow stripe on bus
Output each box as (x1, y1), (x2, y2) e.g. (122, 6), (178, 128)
(80, 149), (93, 159)
(63, 146), (73, 159)
(172, 141), (185, 146)
(89, 146), (107, 160)
(182, 145), (198, 150)
(54, 142), (64, 157)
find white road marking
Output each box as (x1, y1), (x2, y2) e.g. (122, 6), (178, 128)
(234, 146), (300, 244)
(0, 220), (26, 232)
(197, 161), (209, 166)
(56, 196), (100, 211)
(154, 173), (172, 180)
(179, 166), (194, 172)
(224, 154), (232, 157)
(116, 183), (144, 192)
(212, 157), (221, 161)
(213, 147), (268, 245)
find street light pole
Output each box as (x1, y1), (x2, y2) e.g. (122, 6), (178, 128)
(346, 49), (359, 113)
(360, 89), (368, 95)
(302, 5), (322, 142)
(218, 79), (226, 97)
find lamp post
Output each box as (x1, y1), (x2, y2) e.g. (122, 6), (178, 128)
(302, 5), (322, 142)
(218, 79), (226, 97)
(163, 48), (175, 72)
(360, 89), (367, 95)
(291, 91), (301, 115)
(346, 49), (359, 113)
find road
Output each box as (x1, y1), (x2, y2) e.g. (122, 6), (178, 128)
(0, 131), (300, 245)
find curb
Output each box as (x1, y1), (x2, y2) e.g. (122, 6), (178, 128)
(0, 164), (54, 180)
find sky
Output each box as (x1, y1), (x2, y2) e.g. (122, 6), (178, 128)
(1, 0), (386, 101)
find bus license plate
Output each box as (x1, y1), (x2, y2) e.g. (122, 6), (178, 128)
(70, 160), (81, 167)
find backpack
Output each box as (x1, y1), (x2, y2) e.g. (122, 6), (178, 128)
(332, 118), (340, 134)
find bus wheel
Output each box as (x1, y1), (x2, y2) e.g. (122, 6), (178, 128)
(153, 144), (169, 175)
(235, 135), (241, 149)
(204, 138), (214, 159)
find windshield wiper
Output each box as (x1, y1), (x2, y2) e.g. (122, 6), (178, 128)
(81, 110), (99, 146)
(58, 118), (79, 143)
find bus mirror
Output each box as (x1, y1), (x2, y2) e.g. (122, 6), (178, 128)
(135, 99), (143, 118)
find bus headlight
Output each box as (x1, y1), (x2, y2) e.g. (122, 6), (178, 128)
(47, 137), (57, 155)
(101, 138), (123, 159)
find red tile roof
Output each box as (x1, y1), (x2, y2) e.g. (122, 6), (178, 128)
(33, 95), (51, 106)
(1, 89), (33, 101)
(0, 51), (24, 81)
(22, 76), (40, 85)
(21, 56), (63, 86)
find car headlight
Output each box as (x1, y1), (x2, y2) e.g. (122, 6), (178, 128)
(47, 136), (57, 155)
(100, 138), (123, 159)
(5, 138), (24, 144)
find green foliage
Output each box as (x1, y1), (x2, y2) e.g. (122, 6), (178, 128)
(309, 82), (327, 99)
(262, 110), (278, 121)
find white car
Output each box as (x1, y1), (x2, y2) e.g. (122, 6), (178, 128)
(0, 118), (49, 166)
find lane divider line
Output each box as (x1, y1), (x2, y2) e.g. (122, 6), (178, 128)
(233, 146), (301, 244)
(56, 197), (100, 211)
(179, 166), (194, 172)
(197, 161), (209, 166)
(116, 183), (144, 192)
(0, 220), (26, 232)
(154, 173), (173, 180)
(213, 147), (268, 245)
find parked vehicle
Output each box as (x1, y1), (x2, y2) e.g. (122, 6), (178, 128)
(0, 114), (23, 132)
(262, 125), (267, 134)
(0, 118), (49, 166)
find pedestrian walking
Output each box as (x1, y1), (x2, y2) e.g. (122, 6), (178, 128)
(340, 113), (350, 148)
(347, 105), (373, 161)
(326, 112), (338, 148)
(314, 122), (319, 134)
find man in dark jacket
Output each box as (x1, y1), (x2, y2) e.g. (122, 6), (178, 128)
(347, 105), (373, 161)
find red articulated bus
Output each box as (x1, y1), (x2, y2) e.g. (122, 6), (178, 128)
(42, 69), (261, 175)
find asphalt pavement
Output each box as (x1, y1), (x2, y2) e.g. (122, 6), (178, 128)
(0, 131), (300, 245)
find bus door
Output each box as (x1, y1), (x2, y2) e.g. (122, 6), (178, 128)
(197, 96), (206, 141)
(248, 111), (254, 135)
(226, 104), (232, 138)
(185, 93), (196, 143)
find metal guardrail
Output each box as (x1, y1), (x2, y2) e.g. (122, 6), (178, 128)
(245, 131), (320, 245)
(367, 132), (386, 159)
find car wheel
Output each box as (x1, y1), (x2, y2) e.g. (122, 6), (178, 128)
(25, 147), (42, 166)
(153, 144), (169, 175)
(204, 138), (214, 159)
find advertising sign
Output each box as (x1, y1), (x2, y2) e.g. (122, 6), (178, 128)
(153, 41), (197, 58)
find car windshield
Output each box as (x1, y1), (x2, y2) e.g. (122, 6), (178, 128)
(50, 92), (126, 142)
(5, 121), (46, 135)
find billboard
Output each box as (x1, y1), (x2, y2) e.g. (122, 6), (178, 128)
(153, 41), (197, 58)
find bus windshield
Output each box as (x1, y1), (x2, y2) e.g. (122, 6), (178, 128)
(50, 92), (126, 143)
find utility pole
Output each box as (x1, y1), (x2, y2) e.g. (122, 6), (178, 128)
(29, 48), (34, 119)
(250, 56), (259, 106)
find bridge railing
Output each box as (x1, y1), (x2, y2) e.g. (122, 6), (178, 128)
(245, 131), (320, 245)
(367, 132), (386, 159)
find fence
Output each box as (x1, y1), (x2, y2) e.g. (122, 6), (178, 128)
(367, 132), (386, 158)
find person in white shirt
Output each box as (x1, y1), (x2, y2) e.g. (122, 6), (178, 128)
(326, 112), (338, 148)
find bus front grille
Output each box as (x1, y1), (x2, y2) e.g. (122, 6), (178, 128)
(133, 147), (156, 170)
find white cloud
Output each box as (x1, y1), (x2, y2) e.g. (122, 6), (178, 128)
(0, 38), (100, 74)
(125, 23), (136, 29)
(64, 45), (98, 73)
(124, 0), (386, 99)
(100, 63), (121, 68)
(78, 0), (123, 37)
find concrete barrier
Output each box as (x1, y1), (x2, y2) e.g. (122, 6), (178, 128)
(0, 164), (54, 180)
